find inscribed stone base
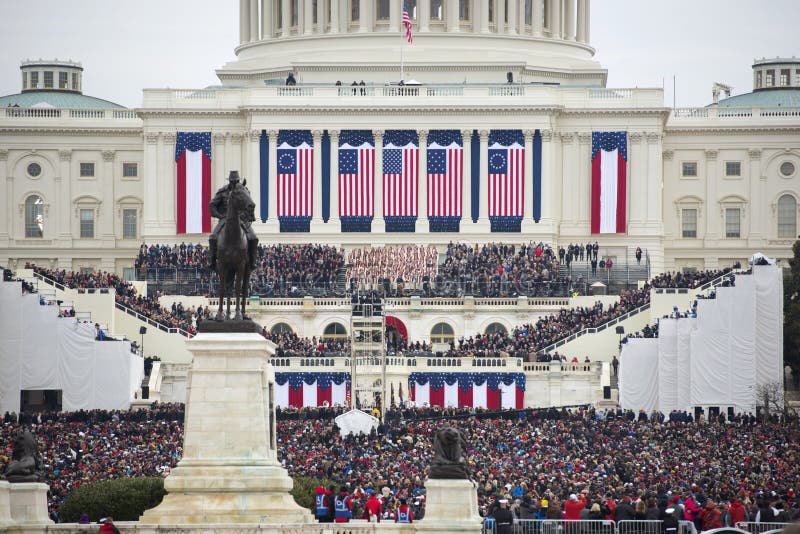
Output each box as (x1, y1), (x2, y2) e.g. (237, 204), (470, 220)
(7, 483), (51, 527)
(417, 478), (482, 533)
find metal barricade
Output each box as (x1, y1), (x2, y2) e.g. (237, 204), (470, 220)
(736, 523), (790, 534)
(678, 520), (698, 534)
(618, 520), (664, 534)
(528, 519), (616, 534)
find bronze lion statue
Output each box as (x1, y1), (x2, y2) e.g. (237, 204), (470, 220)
(2, 430), (44, 483)
(430, 427), (470, 479)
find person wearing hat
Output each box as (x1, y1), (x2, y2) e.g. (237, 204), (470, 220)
(98, 517), (120, 534)
(493, 498), (514, 534)
(395, 497), (414, 523)
(314, 485), (333, 523)
(208, 170), (259, 271)
(334, 487), (353, 523)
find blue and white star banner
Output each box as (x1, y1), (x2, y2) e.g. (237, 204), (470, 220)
(488, 130), (525, 218)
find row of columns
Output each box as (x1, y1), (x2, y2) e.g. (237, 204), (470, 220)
(247, 128), (552, 228)
(239, 0), (591, 44)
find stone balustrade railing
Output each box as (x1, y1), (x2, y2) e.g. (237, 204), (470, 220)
(208, 295), (570, 311)
(0, 107), (140, 120)
(670, 107), (800, 120)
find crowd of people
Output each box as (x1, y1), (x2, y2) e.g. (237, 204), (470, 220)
(263, 329), (351, 358)
(347, 245), (438, 291)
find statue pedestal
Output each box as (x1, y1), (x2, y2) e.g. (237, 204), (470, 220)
(417, 478), (482, 533)
(140, 333), (312, 525)
(7, 483), (51, 527)
(0, 481), (13, 527)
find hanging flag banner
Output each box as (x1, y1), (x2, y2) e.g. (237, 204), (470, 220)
(591, 131), (628, 234)
(274, 372), (351, 408)
(427, 129), (463, 232)
(277, 130), (313, 232)
(339, 130), (375, 232)
(488, 129), (524, 232)
(383, 129), (418, 232)
(175, 132), (212, 234)
(408, 372), (525, 409)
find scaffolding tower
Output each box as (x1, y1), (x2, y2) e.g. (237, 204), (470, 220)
(349, 295), (386, 419)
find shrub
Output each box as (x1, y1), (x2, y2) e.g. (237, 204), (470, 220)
(58, 477), (166, 523)
(291, 476), (336, 512)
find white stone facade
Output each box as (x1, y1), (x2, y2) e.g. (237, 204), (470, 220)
(0, 1), (798, 277)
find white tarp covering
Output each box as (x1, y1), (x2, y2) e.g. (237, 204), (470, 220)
(334, 409), (379, 437)
(676, 318), (695, 411)
(619, 339), (659, 413)
(754, 266), (783, 387)
(690, 292), (733, 406)
(0, 280), (143, 414)
(657, 319), (679, 412)
(730, 276), (756, 412)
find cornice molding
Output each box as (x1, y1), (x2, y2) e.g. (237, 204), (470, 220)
(0, 127), (142, 137)
(665, 126), (800, 136)
(135, 109), (242, 118)
(240, 105), (564, 115)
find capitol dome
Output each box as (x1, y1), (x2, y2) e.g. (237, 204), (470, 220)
(218, 0), (606, 86)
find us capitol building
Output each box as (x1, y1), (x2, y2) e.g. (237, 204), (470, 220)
(1, 0), (799, 276)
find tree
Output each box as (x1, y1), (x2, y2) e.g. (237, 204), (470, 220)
(755, 381), (785, 421)
(784, 240), (800, 372)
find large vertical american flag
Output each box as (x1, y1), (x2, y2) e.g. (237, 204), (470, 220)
(175, 132), (212, 235)
(591, 131), (627, 234)
(488, 130), (525, 217)
(383, 130), (418, 217)
(427, 135), (463, 218)
(402, 2), (413, 43)
(277, 135), (313, 218)
(339, 131), (375, 217)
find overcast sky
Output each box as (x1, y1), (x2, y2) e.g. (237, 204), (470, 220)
(0, 0), (797, 108)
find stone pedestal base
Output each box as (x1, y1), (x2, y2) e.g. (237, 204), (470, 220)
(418, 478), (482, 532)
(0, 481), (12, 527)
(139, 333), (312, 525)
(7, 483), (51, 527)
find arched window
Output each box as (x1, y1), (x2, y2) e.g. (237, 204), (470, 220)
(323, 322), (348, 339)
(24, 195), (44, 238)
(430, 322), (455, 344)
(778, 195), (797, 238)
(271, 322), (293, 335)
(485, 322), (507, 336)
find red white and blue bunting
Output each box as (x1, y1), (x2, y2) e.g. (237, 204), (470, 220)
(409, 372), (525, 409)
(275, 372), (351, 408)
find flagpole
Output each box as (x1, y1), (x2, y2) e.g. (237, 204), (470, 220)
(400, 5), (405, 82)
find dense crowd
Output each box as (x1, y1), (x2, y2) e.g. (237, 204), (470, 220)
(347, 245), (438, 290)
(650, 269), (732, 289)
(263, 329), (351, 358)
(437, 242), (570, 297)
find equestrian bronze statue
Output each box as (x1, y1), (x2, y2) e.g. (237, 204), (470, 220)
(208, 171), (259, 321)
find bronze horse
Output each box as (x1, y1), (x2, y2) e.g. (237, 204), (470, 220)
(215, 182), (255, 321)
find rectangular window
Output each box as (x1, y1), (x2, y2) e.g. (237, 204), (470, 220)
(291, 0), (298, 25)
(71, 73), (79, 91)
(781, 69), (790, 86)
(80, 209), (95, 239)
(123, 209), (138, 239)
(430, 0), (442, 20)
(756, 71), (762, 88)
(122, 162), (138, 178)
(59, 72), (68, 89)
(681, 162), (697, 177)
(350, 0), (359, 22)
(725, 208), (741, 238)
(377, 0), (390, 20)
(43, 71), (53, 88)
(79, 162), (95, 177)
(30, 71), (39, 88)
(460, 0), (471, 20)
(766, 71), (774, 86)
(725, 161), (741, 177)
(22, 72), (27, 90)
(524, 0), (532, 25)
(681, 209), (697, 238)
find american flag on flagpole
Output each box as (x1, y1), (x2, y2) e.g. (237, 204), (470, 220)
(403, 2), (413, 43)
(427, 142), (463, 217)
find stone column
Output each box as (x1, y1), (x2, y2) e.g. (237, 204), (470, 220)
(564, 0), (575, 40)
(359, 0), (372, 31)
(317, 0), (327, 32)
(533, 0), (544, 36)
(329, 130), (340, 221)
(267, 130), (279, 227)
(143, 133), (159, 236)
(461, 129), (473, 224)
(418, 130), (428, 220)
(478, 0), (489, 33)
(549, 0), (560, 37)
(390, 0), (400, 31)
(576, 0), (586, 42)
(748, 149), (763, 244)
(559, 132), (576, 225)
(161, 133), (177, 229)
(330, 0), (340, 33)
(576, 132), (592, 231)
(420, 0), (431, 32)
(518, 0), (526, 34)
(373, 129), (384, 230)
(297, 0), (306, 34)
(240, 0), (251, 43)
(250, 0), (260, 40)
(446, 0), (460, 31)
(584, 0), (590, 42)
(506, 0), (517, 34)
(704, 149), (718, 241)
(496, 0), (505, 33)
(646, 132), (663, 233)
(261, 0), (274, 38)
(0, 151), (8, 242)
(478, 129), (489, 222)
(539, 129), (554, 230)
(628, 132), (646, 228)
(281, 0), (291, 36)
(523, 130), (535, 225)
(304, 0), (313, 34)
(213, 133), (227, 192)
(101, 150), (116, 240)
(311, 130), (324, 228)
(247, 130), (261, 225)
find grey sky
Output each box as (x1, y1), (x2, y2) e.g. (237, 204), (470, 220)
(0, 0), (797, 108)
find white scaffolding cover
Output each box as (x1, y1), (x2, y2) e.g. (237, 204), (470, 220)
(754, 266), (783, 387)
(690, 292), (733, 406)
(657, 319), (679, 412)
(619, 339), (659, 413)
(0, 280), (143, 414)
(730, 276), (756, 412)
(676, 318), (695, 411)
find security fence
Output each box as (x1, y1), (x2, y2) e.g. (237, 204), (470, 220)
(482, 519), (704, 534)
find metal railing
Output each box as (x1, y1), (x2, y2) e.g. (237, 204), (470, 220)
(482, 520), (700, 534)
(114, 302), (193, 338)
(736, 522), (790, 534)
(540, 301), (651, 354)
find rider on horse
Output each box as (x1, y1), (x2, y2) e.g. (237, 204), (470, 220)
(208, 171), (259, 271)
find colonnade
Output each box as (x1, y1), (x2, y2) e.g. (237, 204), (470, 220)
(239, 0), (590, 44)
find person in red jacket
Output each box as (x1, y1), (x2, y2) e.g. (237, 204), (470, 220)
(98, 518), (121, 534)
(364, 492), (383, 523)
(699, 501), (722, 532)
(727, 498), (748, 526)
(564, 493), (587, 520)
(395, 498), (414, 523)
